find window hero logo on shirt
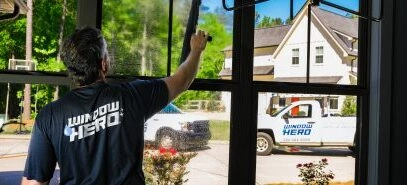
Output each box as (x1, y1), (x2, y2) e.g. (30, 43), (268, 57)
(64, 101), (123, 142)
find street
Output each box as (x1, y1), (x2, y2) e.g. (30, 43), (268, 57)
(0, 137), (354, 185)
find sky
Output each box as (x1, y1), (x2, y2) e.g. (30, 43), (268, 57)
(203, 0), (359, 20)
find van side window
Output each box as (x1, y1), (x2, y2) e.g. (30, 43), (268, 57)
(287, 104), (312, 118)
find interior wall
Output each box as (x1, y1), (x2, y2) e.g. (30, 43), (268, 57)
(390, 0), (407, 184)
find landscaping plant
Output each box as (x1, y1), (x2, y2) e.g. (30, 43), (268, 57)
(143, 147), (197, 185)
(296, 158), (335, 185)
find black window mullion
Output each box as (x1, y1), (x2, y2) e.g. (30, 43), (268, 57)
(229, 0), (257, 184)
(167, 0), (174, 77)
(306, 3), (312, 84)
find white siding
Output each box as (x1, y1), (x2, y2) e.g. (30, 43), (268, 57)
(274, 14), (349, 85)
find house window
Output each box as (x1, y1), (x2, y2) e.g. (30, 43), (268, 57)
(329, 97), (338, 109)
(279, 98), (286, 107)
(292, 48), (299, 65)
(315, 46), (324, 64)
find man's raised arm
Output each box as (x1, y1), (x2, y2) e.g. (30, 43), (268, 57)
(163, 30), (208, 102)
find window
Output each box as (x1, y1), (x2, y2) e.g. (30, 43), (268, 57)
(329, 97), (339, 110)
(315, 46), (324, 64)
(292, 48), (299, 65)
(288, 104), (312, 118)
(279, 97), (286, 107)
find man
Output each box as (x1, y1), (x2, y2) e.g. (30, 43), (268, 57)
(22, 27), (208, 185)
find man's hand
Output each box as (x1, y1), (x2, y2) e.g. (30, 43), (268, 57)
(163, 30), (208, 102)
(190, 30), (208, 54)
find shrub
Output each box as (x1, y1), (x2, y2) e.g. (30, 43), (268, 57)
(296, 158), (335, 185)
(143, 147), (197, 185)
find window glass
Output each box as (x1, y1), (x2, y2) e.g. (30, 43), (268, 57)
(0, 83), (69, 183)
(0, 87), (230, 185)
(0, 0), (77, 73)
(144, 90), (230, 184)
(173, 0), (233, 80)
(292, 48), (300, 65)
(288, 104), (312, 118)
(315, 46), (324, 64)
(257, 92), (356, 184)
(253, 0), (360, 85)
(102, 0), (169, 76)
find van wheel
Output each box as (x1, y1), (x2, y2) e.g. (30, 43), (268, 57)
(257, 132), (273, 156)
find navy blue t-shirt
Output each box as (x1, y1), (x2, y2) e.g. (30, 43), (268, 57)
(24, 79), (168, 185)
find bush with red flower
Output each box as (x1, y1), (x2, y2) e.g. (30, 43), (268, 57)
(143, 147), (197, 185)
(296, 158), (335, 185)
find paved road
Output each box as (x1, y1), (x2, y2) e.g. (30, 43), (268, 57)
(0, 137), (354, 185)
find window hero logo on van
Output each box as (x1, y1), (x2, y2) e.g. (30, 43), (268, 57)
(282, 124), (313, 135)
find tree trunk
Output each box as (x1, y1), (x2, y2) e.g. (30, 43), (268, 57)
(54, 0), (67, 101)
(23, 0), (33, 121)
(56, 0), (67, 62)
(141, 20), (147, 75)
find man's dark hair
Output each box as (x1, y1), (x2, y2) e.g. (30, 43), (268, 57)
(61, 27), (108, 86)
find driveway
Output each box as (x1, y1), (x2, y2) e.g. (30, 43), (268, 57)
(0, 136), (354, 185)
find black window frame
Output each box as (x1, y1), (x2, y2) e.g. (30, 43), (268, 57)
(0, 0), (373, 184)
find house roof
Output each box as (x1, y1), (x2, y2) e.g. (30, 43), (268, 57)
(0, 0), (28, 14)
(312, 7), (358, 56)
(222, 25), (291, 51)
(219, 66), (274, 76)
(223, 7), (358, 57)
(273, 76), (343, 84)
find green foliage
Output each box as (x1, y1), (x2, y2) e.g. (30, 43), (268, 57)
(143, 148), (197, 185)
(102, 0), (169, 76)
(0, 17), (26, 70)
(0, 0), (76, 119)
(198, 13), (232, 79)
(341, 96), (357, 116)
(173, 91), (221, 110)
(256, 16), (283, 28)
(209, 120), (230, 141)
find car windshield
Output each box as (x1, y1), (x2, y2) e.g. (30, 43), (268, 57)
(159, 104), (182, 114)
(271, 105), (290, 117)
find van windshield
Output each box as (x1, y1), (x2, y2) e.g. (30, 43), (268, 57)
(271, 105), (290, 117)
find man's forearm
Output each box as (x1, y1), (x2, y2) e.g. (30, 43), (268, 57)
(164, 50), (202, 101)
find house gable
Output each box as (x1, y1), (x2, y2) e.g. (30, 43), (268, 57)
(273, 6), (351, 59)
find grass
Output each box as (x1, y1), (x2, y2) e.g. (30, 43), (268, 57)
(209, 120), (230, 141)
(266, 181), (354, 185)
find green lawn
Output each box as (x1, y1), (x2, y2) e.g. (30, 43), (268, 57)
(209, 120), (230, 141)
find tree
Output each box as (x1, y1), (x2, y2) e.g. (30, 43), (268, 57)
(256, 16), (283, 28)
(102, 0), (169, 76)
(341, 96), (357, 116)
(23, 0), (33, 121)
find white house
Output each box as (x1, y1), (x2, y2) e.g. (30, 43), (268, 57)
(219, 6), (358, 115)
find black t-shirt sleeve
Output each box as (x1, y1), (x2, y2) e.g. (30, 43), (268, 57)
(127, 79), (169, 119)
(23, 111), (57, 182)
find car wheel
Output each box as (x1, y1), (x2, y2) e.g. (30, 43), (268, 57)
(257, 132), (273, 156)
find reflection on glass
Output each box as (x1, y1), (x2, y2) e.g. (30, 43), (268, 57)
(173, 0), (233, 80)
(251, 0), (359, 85)
(256, 92), (356, 184)
(144, 90), (230, 184)
(0, 0), (77, 72)
(102, 0), (169, 76)
(0, 83), (69, 132)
